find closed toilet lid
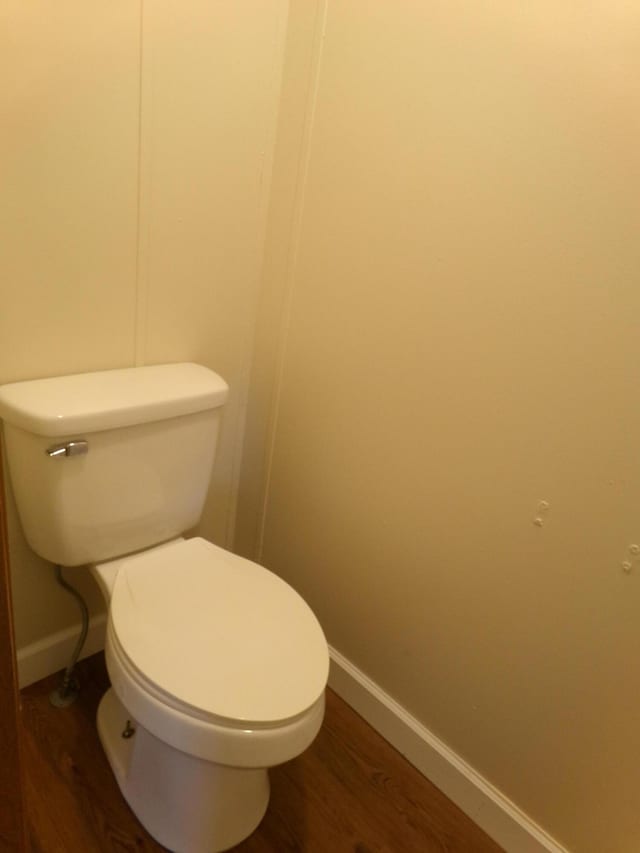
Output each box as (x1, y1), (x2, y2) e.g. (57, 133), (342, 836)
(109, 537), (329, 726)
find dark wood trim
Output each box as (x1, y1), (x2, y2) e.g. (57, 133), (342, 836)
(0, 451), (28, 852)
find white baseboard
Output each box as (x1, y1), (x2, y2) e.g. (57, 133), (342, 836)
(328, 646), (569, 853)
(17, 614), (107, 690)
(14, 622), (567, 852)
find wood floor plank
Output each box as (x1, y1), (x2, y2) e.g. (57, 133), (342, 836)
(20, 654), (503, 852)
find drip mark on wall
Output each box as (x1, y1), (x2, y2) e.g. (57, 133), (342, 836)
(533, 499), (550, 528)
(621, 544), (640, 575)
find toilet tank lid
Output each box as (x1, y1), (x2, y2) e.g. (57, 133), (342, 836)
(0, 363), (228, 437)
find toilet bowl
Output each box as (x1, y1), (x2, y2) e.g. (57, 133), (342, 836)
(0, 363), (330, 853)
(92, 536), (328, 851)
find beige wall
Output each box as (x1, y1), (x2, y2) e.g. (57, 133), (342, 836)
(239, 3), (640, 852)
(4, 2), (640, 848)
(1, 1), (287, 647)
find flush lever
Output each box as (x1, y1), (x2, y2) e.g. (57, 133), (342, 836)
(46, 440), (89, 458)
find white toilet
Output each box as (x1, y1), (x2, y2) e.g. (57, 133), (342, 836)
(0, 363), (329, 853)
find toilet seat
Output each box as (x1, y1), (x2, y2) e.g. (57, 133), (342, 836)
(103, 537), (329, 763)
(105, 621), (326, 767)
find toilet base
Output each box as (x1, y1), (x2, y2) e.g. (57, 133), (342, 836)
(97, 689), (270, 853)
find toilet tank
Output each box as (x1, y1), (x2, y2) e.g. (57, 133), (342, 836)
(0, 364), (228, 567)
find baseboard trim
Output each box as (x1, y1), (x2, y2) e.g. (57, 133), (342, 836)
(328, 646), (569, 853)
(17, 614), (107, 690)
(15, 623), (567, 851)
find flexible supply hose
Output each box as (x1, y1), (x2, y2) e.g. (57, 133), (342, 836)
(50, 564), (89, 706)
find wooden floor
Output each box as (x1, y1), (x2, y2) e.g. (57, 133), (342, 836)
(20, 654), (503, 853)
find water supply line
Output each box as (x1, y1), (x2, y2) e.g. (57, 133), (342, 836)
(49, 564), (89, 708)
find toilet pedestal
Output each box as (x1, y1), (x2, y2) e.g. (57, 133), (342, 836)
(97, 689), (270, 853)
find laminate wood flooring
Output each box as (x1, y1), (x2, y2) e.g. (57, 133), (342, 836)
(20, 654), (503, 853)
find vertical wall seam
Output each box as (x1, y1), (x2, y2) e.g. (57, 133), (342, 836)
(133, 0), (149, 367)
(223, 3), (291, 550)
(255, 0), (330, 560)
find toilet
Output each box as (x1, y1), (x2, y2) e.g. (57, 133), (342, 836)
(0, 363), (329, 853)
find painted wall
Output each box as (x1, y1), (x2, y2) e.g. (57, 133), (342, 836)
(1, 1), (287, 648)
(239, 3), (640, 852)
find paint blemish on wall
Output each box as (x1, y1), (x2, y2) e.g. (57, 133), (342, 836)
(621, 544), (640, 574)
(533, 499), (550, 528)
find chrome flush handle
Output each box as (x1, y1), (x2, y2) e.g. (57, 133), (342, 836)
(45, 440), (89, 458)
